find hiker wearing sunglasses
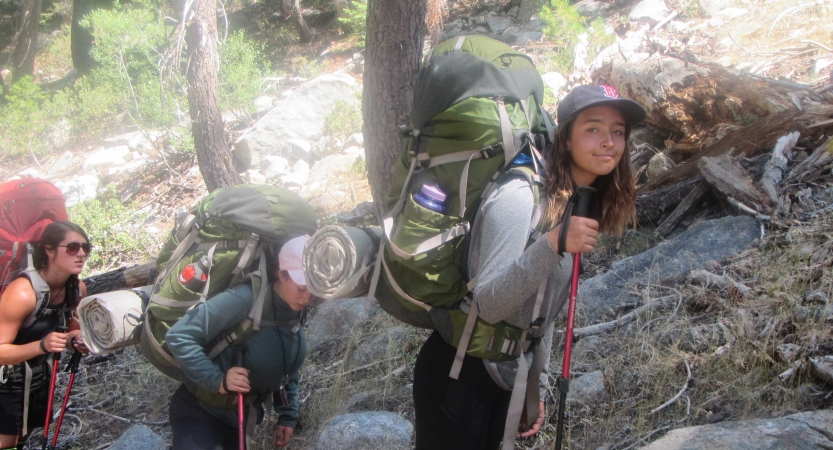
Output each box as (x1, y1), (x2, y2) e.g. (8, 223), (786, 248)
(0, 221), (90, 449)
(166, 235), (313, 449)
(412, 85), (647, 449)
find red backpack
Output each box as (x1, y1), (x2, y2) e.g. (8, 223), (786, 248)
(0, 178), (69, 290)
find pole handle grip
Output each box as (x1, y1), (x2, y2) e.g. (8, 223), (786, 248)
(574, 186), (595, 218)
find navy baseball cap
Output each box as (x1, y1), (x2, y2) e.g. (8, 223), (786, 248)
(557, 85), (647, 126)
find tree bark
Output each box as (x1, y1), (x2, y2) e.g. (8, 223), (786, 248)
(517, 0), (545, 25)
(71, 0), (96, 73)
(363, 0), (427, 218)
(83, 262), (157, 295)
(292, 0), (314, 42)
(11, 0), (41, 83)
(183, 0), (243, 192)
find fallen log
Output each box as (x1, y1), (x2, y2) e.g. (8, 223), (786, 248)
(760, 132), (800, 204)
(697, 155), (773, 215)
(640, 105), (833, 192)
(636, 177), (703, 227)
(84, 262), (156, 296)
(655, 178), (711, 237)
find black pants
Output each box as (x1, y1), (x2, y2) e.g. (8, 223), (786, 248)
(169, 385), (246, 450)
(413, 331), (511, 450)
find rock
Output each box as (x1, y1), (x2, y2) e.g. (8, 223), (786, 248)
(281, 160), (310, 191)
(232, 140), (260, 172)
(541, 72), (567, 93)
(698, 0), (739, 17)
(474, 25), (489, 34)
(82, 145), (130, 172)
(234, 73), (361, 158)
(346, 326), (412, 370)
(578, 216), (760, 321)
(108, 425), (166, 450)
(254, 95), (274, 115)
(47, 151), (75, 177)
(337, 201), (376, 225)
(306, 297), (379, 353)
(243, 169), (267, 185)
(312, 136), (344, 158)
(659, 323), (731, 353)
(629, 0), (669, 23)
(715, 7), (748, 19)
(261, 155), (291, 179)
(574, 33), (589, 70)
(54, 175), (99, 207)
(641, 410), (833, 449)
(647, 152), (675, 179)
(572, 335), (604, 369)
(281, 138), (314, 162)
(500, 27), (543, 45)
(301, 152), (365, 211)
(48, 118), (71, 149)
(575, 0), (608, 17)
(18, 168), (42, 178)
(345, 133), (364, 148)
(312, 412), (413, 450)
(568, 370), (606, 405)
(486, 16), (512, 34)
(523, 15), (544, 32)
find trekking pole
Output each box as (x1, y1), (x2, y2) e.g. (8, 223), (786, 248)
(42, 325), (67, 450)
(48, 345), (82, 450)
(233, 350), (246, 450)
(554, 187), (595, 450)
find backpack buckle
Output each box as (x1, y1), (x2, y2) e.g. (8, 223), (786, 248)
(529, 317), (544, 331)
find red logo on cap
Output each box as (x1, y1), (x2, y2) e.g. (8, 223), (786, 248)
(600, 84), (618, 98)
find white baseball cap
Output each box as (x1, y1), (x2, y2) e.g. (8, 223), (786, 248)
(279, 235), (309, 286)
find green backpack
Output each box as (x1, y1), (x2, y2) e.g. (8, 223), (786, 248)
(367, 35), (555, 378)
(139, 184), (317, 408)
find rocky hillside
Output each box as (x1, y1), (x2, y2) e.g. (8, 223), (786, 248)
(4, 0), (831, 449)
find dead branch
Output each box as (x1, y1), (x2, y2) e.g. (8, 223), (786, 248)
(799, 39), (833, 52)
(573, 295), (674, 338)
(652, 11), (679, 31)
(651, 359), (692, 414)
(760, 132), (800, 204)
(687, 269), (752, 295)
(727, 197), (772, 221)
(810, 357), (833, 385)
(326, 356), (402, 378)
(779, 359), (806, 382)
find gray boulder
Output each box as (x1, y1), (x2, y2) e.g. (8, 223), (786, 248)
(578, 216), (760, 321)
(306, 297), (379, 353)
(568, 370), (606, 405)
(313, 412), (413, 450)
(234, 74), (360, 158)
(108, 425), (166, 450)
(486, 16), (512, 34)
(629, 0), (670, 23)
(659, 322), (731, 353)
(697, 0), (739, 17)
(640, 410), (833, 449)
(54, 175), (99, 207)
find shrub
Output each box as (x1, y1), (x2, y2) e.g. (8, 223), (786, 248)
(219, 30), (269, 114)
(325, 99), (363, 143)
(0, 77), (51, 158)
(540, 0), (614, 73)
(339, 0), (367, 47)
(69, 197), (161, 274)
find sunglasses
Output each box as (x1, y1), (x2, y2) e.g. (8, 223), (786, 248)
(57, 242), (92, 256)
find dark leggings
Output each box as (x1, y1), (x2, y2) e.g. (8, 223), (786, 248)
(169, 384), (246, 450)
(413, 331), (511, 450)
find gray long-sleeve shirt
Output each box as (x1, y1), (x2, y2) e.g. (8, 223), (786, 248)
(166, 284), (305, 428)
(468, 176), (573, 394)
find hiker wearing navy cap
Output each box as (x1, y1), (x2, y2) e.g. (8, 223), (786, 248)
(166, 235), (314, 449)
(413, 84), (646, 450)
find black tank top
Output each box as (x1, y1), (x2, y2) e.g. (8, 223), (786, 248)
(13, 300), (67, 346)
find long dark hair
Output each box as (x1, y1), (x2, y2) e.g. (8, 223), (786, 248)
(33, 221), (90, 306)
(543, 112), (637, 235)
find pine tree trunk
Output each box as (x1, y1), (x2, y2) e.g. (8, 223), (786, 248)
(184, 0), (243, 192)
(71, 0), (96, 73)
(363, 0), (427, 218)
(292, 0), (315, 42)
(11, 0), (41, 83)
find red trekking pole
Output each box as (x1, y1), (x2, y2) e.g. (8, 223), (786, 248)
(233, 350), (246, 450)
(554, 187), (595, 450)
(41, 325), (67, 450)
(47, 347), (82, 450)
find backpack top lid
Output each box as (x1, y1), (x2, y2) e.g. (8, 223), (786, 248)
(411, 35), (545, 131)
(0, 178), (68, 239)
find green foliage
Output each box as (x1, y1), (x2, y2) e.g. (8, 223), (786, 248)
(540, 0), (614, 73)
(325, 100), (363, 142)
(219, 31), (268, 113)
(69, 196), (160, 274)
(732, 109), (760, 126)
(289, 55), (325, 78)
(0, 77), (51, 157)
(339, 0), (367, 46)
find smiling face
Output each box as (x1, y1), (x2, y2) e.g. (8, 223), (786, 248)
(45, 231), (89, 276)
(566, 105), (627, 187)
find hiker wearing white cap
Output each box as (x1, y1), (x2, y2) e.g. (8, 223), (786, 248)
(166, 235), (314, 449)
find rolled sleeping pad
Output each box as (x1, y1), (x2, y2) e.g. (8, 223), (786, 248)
(303, 226), (381, 299)
(77, 287), (148, 354)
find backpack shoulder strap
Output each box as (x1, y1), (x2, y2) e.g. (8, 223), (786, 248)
(18, 268), (52, 329)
